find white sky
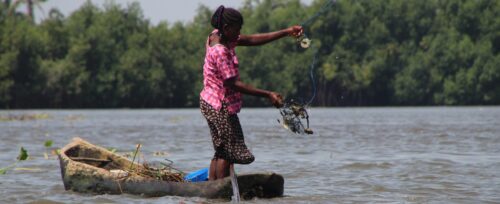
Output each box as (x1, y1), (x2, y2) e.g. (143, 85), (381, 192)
(35, 0), (313, 25)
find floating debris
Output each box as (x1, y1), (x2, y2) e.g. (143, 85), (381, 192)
(107, 147), (117, 153)
(0, 165), (14, 175)
(0, 113), (50, 121)
(167, 116), (185, 123)
(14, 167), (43, 172)
(0, 147), (30, 175)
(51, 149), (61, 156)
(64, 114), (85, 121)
(44, 140), (57, 159)
(153, 151), (170, 157)
(17, 147), (29, 161)
(44, 140), (53, 148)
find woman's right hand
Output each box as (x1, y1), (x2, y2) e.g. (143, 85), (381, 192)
(286, 25), (304, 38)
(269, 92), (284, 108)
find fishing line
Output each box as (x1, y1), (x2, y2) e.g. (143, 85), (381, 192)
(307, 48), (319, 106)
(278, 0), (337, 135)
(300, 0), (337, 27)
(300, 0), (336, 105)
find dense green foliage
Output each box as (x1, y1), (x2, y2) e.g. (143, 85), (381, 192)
(0, 0), (499, 108)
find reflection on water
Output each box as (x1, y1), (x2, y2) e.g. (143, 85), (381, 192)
(1, 107), (499, 203)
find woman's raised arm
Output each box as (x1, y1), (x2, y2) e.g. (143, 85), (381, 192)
(237, 25), (303, 46)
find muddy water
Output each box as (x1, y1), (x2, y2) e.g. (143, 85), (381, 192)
(1, 107), (499, 203)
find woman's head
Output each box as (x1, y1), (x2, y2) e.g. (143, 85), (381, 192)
(211, 5), (243, 42)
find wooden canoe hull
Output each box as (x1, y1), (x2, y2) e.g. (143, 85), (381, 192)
(58, 137), (284, 199)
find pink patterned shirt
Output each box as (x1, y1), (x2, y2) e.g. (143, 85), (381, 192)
(200, 30), (242, 114)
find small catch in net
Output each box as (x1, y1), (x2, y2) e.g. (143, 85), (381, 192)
(278, 99), (313, 134)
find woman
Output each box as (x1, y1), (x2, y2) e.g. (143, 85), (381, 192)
(200, 5), (303, 180)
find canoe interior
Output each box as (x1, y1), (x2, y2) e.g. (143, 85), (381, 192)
(58, 137), (284, 200)
(63, 143), (153, 173)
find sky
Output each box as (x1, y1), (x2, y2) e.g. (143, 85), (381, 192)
(35, 0), (313, 25)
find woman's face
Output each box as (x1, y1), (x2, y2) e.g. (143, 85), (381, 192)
(223, 24), (241, 42)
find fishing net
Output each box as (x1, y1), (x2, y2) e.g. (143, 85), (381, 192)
(278, 37), (319, 135)
(278, 99), (313, 135)
(277, 0), (337, 135)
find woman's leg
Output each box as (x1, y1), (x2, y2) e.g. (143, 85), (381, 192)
(216, 158), (230, 179)
(200, 99), (224, 180)
(209, 158), (217, 181)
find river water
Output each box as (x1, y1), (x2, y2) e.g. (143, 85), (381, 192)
(0, 107), (499, 203)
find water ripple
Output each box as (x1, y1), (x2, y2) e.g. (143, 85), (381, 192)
(1, 107), (500, 203)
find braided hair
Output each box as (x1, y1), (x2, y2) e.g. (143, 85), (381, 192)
(211, 5), (243, 38)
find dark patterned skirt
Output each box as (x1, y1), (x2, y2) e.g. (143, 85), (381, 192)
(200, 99), (255, 164)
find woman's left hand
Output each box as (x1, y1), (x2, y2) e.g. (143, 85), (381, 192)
(287, 25), (304, 38)
(269, 92), (284, 108)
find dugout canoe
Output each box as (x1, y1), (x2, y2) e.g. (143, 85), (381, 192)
(58, 137), (284, 200)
